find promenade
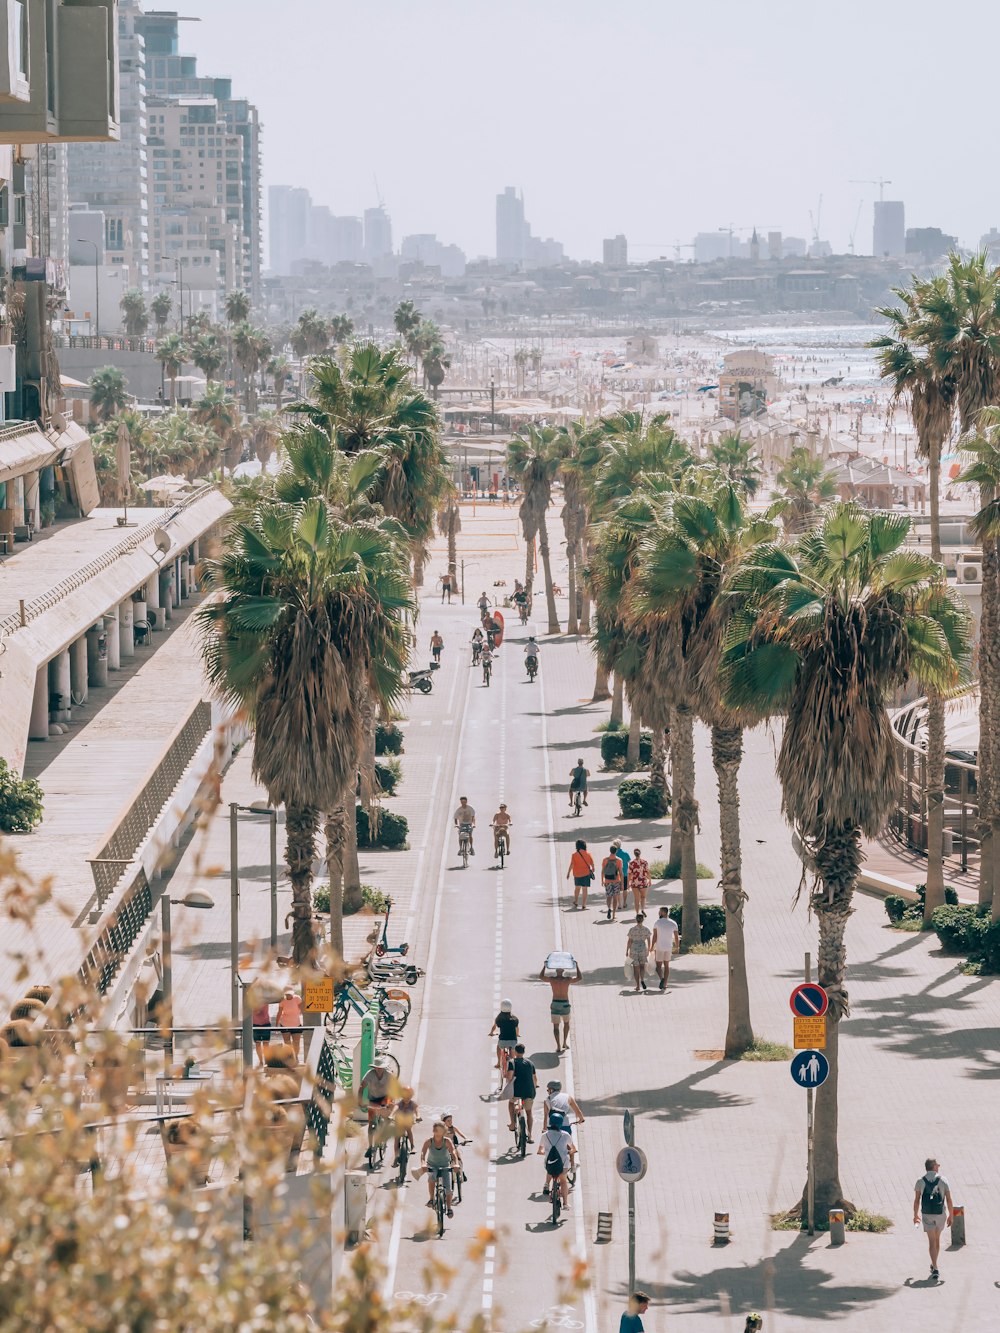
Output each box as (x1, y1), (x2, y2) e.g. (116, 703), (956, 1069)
(156, 501), (1000, 1330)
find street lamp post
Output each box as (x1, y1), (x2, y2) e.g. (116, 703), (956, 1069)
(229, 801), (280, 1022)
(160, 889), (215, 1058)
(74, 238), (99, 344)
(490, 376), (496, 436)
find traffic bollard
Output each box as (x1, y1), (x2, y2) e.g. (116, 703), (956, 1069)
(951, 1204), (966, 1246)
(828, 1208), (845, 1245)
(713, 1212), (731, 1245)
(344, 1171), (367, 1246)
(595, 1212), (613, 1242)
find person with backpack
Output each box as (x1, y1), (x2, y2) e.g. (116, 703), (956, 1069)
(602, 845), (624, 920)
(537, 1110), (575, 1209)
(913, 1156), (953, 1279)
(566, 839), (595, 909)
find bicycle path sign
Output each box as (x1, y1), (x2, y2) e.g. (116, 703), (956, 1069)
(616, 1145), (648, 1183)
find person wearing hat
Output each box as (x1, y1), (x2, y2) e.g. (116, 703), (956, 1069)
(359, 1055), (397, 1165)
(491, 802), (513, 859)
(274, 986), (303, 1061)
(489, 999), (520, 1091)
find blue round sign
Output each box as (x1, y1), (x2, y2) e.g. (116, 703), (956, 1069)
(789, 983), (829, 1017)
(790, 1050), (829, 1088)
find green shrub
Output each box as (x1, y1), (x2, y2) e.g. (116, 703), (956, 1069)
(374, 722), (404, 756)
(312, 885), (330, 914)
(885, 883), (959, 927)
(617, 778), (668, 819)
(594, 719), (624, 734)
(356, 805), (408, 849)
(649, 858), (715, 881)
(978, 919), (1000, 974)
(673, 902), (727, 945)
(315, 882), (392, 916)
(600, 729), (653, 769)
(930, 903), (989, 954)
(883, 894), (910, 924)
(0, 759), (43, 833)
(375, 758), (401, 796)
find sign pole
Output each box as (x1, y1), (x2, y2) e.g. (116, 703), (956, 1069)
(624, 1109), (636, 1298)
(805, 951), (815, 1236)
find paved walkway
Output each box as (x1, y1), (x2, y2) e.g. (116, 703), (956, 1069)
(152, 501), (1000, 1330)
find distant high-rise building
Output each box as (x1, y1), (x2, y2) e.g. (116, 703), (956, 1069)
(329, 215), (363, 264)
(364, 206), (393, 261)
(767, 231), (783, 260)
(400, 233), (466, 277)
(981, 228), (1000, 266)
(603, 234), (628, 266)
(496, 186), (527, 263)
(269, 185), (310, 275)
(783, 236), (808, 259)
(694, 232), (729, 264)
(873, 200), (905, 257)
(905, 227), (956, 263)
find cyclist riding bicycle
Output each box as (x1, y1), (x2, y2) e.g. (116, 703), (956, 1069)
(492, 803), (513, 856)
(359, 1058), (396, 1156)
(471, 627), (484, 664)
(543, 1080), (585, 1134)
(477, 591), (490, 619)
(568, 757), (590, 809)
(524, 635), (540, 667)
(418, 1121), (460, 1218)
(392, 1086), (419, 1166)
(441, 1111), (470, 1182)
(486, 615), (502, 648)
(481, 643), (494, 683)
(454, 796), (476, 856)
(538, 1109), (576, 1207)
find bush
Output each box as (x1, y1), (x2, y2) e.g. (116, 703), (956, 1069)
(672, 902), (727, 945)
(314, 882), (392, 916)
(978, 919), (1000, 974)
(617, 778), (668, 819)
(930, 903), (989, 954)
(883, 894), (910, 924)
(884, 883), (959, 927)
(312, 885), (330, 914)
(375, 722), (404, 756)
(600, 729), (653, 768)
(376, 758), (401, 796)
(356, 805), (408, 849)
(649, 858), (715, 881)
(0, 759), (43, 833)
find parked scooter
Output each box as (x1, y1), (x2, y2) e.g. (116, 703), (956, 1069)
(408, 668), (434, 694)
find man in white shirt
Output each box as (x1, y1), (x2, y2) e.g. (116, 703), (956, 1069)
(454, 796), (476, 856)
(652, 907), (679, 991)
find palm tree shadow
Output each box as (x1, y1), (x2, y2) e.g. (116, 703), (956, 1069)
(583, 1062), (749, 1123)
(652, 1230), (895, 1319)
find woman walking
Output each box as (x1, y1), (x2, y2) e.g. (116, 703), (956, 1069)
(251, 998), (271, 1067)
(566, 839), (595, 910)
(601, 845), (624, 921)
(625, 913), (652, 993)
(628, 847), (651, 914)
(274, 986), (304, 1061)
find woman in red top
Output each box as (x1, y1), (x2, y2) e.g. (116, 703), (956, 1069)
(628, 848), (651, 913)
(565, 839), (595, 910)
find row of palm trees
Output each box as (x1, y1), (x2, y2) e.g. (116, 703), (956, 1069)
(198, 343), (451, 967)
(507, 406), (971, 1220)
(392, 301), (450, 394)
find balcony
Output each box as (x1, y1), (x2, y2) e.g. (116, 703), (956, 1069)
(0, 0), (29, 104)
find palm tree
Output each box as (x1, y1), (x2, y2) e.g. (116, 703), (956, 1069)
(119, 288), (148, 338)
(437, 490), (461, 589)
(156, 334), (187, 408)
(224, 290), (251, 326)
(774, 446), (838, 533)
(191, 332), (225, 384)
(551, 422), (594, 635)
(422, 332), (450, 398)
(328, 315), (354, 347)
(252, 408), (281, 466)
(199, 498), (412, 963)
(150, 290), (172, 335)
(707, 431), (763, 496)
(393, 300), (421, 363)
(267, 354), (292, 410)
(152, 411), (215, 480)
(290, 309), (330, 359)
(872, 286), (957, 921)
(88, 366), (131, 423)
(508, 426), (561, 633)
(193, 383), (239, 465)
(232, 323), (271, 412)
(723, 503), (970, 1218)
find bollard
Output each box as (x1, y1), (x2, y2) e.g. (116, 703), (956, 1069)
(351, 1015), (377, 1122)
(344, 1170), (367, 1246)
(713, 1211), (731, 1245)
(596, 1212), (613, 1243)
(950, 1204), (966, 1247)
(828, 1208), (846, 1245)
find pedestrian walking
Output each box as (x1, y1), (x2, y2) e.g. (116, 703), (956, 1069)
(539, 957), (581, 1054)
(628, 847), (651, 913)
(601, 845), (624, 921)
(566, 839), (595, 910)
(619, 1291), (650, 1332)
(652, 906), (679, 991)
(612, 840), (631, 913)
(251, 999), (271, 1066)
(274, 986), (303, 1061)
(625, 913), (652, 992)
(440, 572), (453, 603)
(430, 630), (444, 664)
(913, 1156), (953, 1280)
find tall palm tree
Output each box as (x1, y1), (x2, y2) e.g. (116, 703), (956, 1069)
(193, 383), (239, 465)
(150, 290), (172, 335)
(508, 425), (560, 633)
(872, 286), (957, 921)
(252, 408), (281, 466)
(552, 422), (594, 635)
(232, 323), (271, 412)
(153, 410), (215, 480)
(774, 446), (838, 533)
(224, 290), (251, 327)
(707, 431), (763, 497)
(268, 354), (292, 410)
(723, 503), (970, 1218)
(191, 332), (225, 384)
(119, 288), (148, 338)
(156, 334), (187, 408)
(393, 300), (421, 365)
(199, 498), (412, 963)
(437, 489), (461, 589)
(88, 366), (131, 423)
(328, 314), (354, 347)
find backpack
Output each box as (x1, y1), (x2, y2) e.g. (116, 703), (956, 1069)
(603, 856), (621, 883)
(921, 1175), (945, 1215)
(544, 1137), (564, 1176)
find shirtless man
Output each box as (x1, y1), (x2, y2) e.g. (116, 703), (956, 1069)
(539, 958), (582, 1054)
(454, 795), (476, 856)
(491, 802), (513, 856)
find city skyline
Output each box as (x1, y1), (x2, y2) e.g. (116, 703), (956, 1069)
(179, 0), (1000, 264)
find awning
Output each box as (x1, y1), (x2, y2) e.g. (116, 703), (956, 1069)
(0, 423), (61, 485)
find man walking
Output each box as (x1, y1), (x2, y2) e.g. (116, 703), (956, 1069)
(619, 1291), (650, 1332)
(539, 957), (581, 1053)
(651, 906), (679, 991)
(913, 1156), (953, 1280)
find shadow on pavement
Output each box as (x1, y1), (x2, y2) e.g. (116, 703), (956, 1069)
(583, 1062), (751, 1123)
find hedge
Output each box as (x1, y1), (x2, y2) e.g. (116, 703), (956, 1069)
(884, 883), (958, 926)
(617, 778), (668, 819)
(375, 722), (404, 756)
(356, 805), (408, 849)
(671, 903), (727, 945)
(601, 729), (653, 768)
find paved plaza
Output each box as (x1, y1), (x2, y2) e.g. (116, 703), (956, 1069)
(150, 502), (1000, 1329)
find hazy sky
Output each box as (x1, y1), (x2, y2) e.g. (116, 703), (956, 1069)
(181, 0), (1000, 262)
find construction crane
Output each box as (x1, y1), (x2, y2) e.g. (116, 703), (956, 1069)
(373, 175), (385, 209)
(808, 196), (824, 247)
(848, 200), (864, 254)
(851, 177), (892, 203)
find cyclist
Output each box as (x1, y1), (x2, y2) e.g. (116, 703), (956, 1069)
(477, 591), (490, 619)
(542, 1079), (585, 1135)
(471, 627), (484, 665)
(538, 1109), (576, 1207)
(491, 803), (513, 857)
(359, 1058), (396, 1160)
(513, 583), (529, 622)
(481, 641), (494, 685)
(418, 1120), (460, 1218)
(392, 1086), (420, 1166)
(441, 1111), (470, 1184)
(489, 998), (520, 1087)
(454, 796), (476, 856)
(430, 630), (444, 664)
(524, 635), (540, 674)
(568, 757), (590, 809)
(486, 614), (503, 648)
(508, 1042), (538, 1138)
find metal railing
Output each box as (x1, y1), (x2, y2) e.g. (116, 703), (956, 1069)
(78, 871), (153, 997)
(89, 700), (212, 908)
(0, 419), (51, 446)
(304, 1029), (339, 1154)
(0, 483), (218, 637)
(888, 697), (980, 874)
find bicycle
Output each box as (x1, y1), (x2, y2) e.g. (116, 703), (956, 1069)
(511, 1097), (528, 1158)
(494, 826), (510, 868)
(330, 978), (410, 1037)
(433, 1168), (448, 1237)
(472, 641), (482, 666)
(458, 822), (473, 869)
(526, 654), (538, 683)
(572, 788), (584, 816)
(482, 658), (492, 687)
(396, 1131), (409, 1185)
(518, 602), (529, 625)
(366, 1103), (392, 1171)
(326, 1034), (400, 1084)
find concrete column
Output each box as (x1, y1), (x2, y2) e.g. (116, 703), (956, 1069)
(49, 650), (71, 722)
(119, 599), (135, 659)
(132, 594), (147, 644)
(174, 556), (184, 603)
(70, 636), (88, 705)
(86, 622), (108, 687)
(146, 572), (162, 630)
(24, 471), (40, 530)
(106, 607), (120, 670)
(160, 569), (173, 621)
(29, 666), (49, 741)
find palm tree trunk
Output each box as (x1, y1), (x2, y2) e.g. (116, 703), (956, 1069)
(626, 707), (641, 769)
(580, 539), (592, 635)
(344, 800), (362, 916)
(649, 723), (669, 803)
(524, 533), (535, 604)
(538, 517), (560, 633)
(447, 508), (458, 582)
(592, 661), (610, 702)
(924, 690), (947, 923)
(413, 549), (425, 589)
(672, 703), (701, 949)
(323, 803), (347, 962)
(806, 821), (860, 1220)
(610, 674), (624, 729)
(712, 725), (754, 1058)
(566, 530), (578, 634)
(286, 804), (320, 966)
(665, 710), (681, 868)
(978, 529), (998, 909)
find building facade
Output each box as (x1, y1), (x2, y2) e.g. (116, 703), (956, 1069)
(603, 234), (628, 267)
(873, 200), (905, 258)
